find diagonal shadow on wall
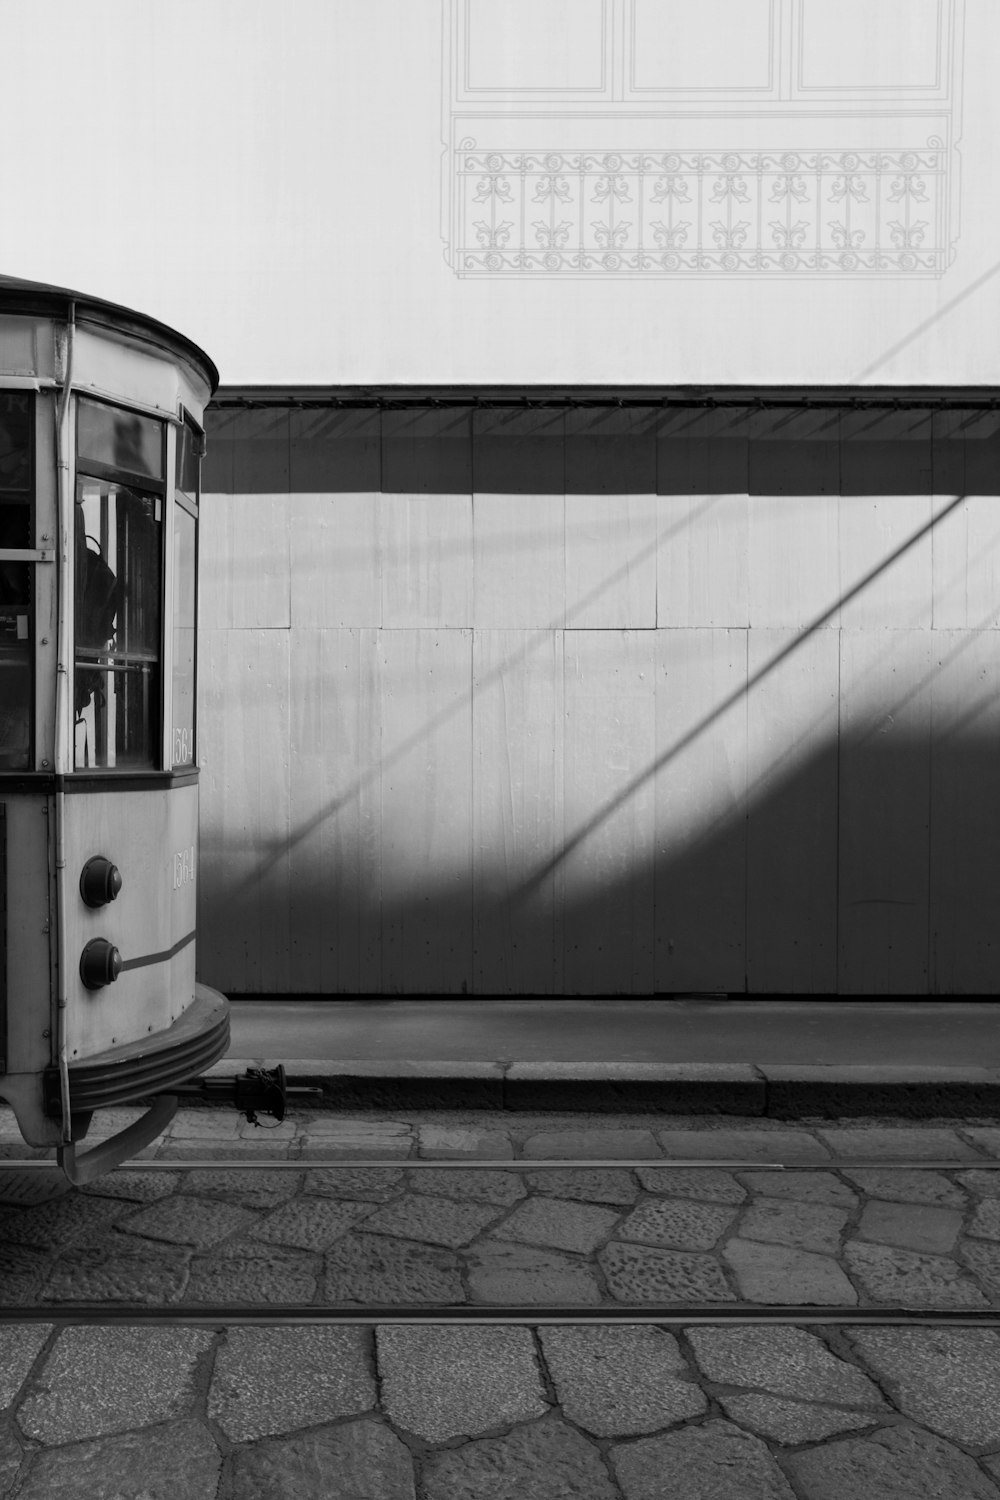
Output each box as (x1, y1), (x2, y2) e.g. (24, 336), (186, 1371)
(197, 399), (1000, 996)
(201, 721), (1000, 998)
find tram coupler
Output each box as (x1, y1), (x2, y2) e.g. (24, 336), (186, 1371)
(167, 1065), (324, 1125)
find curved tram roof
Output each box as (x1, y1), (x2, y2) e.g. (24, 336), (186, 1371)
(0, 273), (218, 396)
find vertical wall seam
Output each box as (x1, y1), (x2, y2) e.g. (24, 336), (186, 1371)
(469, 621), (474, 995)
(927, 628), (933, 994)
(744, 621), (749, 994)
(559, 415), (567, 997)
(284, 413), (292, 633)
(835, 613), (842, 995)
(375, 417), (385, 988)
(282, 624), (292, 993)
(834, 448), (842, 996)
(376, 627), (384, 993)
(469, 412), (477, 992)
(654, 422), (661, 632)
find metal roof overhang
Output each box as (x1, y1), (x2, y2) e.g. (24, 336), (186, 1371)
(209, 385), (1000, 410)
(0, 274), (219, 396)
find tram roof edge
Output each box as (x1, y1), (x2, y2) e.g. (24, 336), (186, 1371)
(0, 274), (219, 397)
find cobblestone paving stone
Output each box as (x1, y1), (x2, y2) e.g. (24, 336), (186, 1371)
(856, 1198), (964, 1254)
(178, 1167), (302, 1209)
(228, 1419), (416, 1500)
(842, 1327), (1000, 1449)
(468, 1240), (604, 1303)
(737, 1197), (849, 1254)
(0, 1245), (52, 1306)
(12, 1418), (224, 1500)
(734, 1169), (857, 1206)
(113, 1195), (257, 1249)
(970, 1198), (1000, 1240)
(844, 1240), (992, 1306)
(248, 1194), (379, 1250)
(4, 1110), (1000, 1494)
(377, 1326), (548, 1441)
(961, 1238), (1000, 1294)
(208, 1326), (376, 1441)
(538, 1325), (708, 1434)
(609, 1418), (799, 1498)
(634, 1165), (747, 1202)
(186, 1244), (321, 1303)
(722, 1238), (858, 1303)
(600, 1240), (736, 1301)
(40, 1239), (192, 1304)
(488, 1195), (623, 1253)
(784, 1424), (1000, 1498)
(841, 1168), (967, 1206)
(614, 1196), (738, 1250)
(15, 1326), (214, 1444)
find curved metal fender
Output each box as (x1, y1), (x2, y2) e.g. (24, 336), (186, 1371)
(56, 1093), (178, 1186)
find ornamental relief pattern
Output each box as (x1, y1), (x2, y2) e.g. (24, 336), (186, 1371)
(444, 0), (963, 278)
(457, 145), (949, 275)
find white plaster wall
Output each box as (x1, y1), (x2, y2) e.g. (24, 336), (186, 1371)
(0, 0), (997, 386)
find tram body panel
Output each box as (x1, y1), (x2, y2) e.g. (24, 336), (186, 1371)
(1, 793), (54, 1069)
(72, 324), (211, 425)
(0, 316), (56, 380)
(61, 783), (198, 1060)
(0, 791), (60, 1147)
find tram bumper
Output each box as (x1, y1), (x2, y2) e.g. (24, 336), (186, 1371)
(41, 986), (320, 1184)
(44, 983), (231, 1117)
(41, 983), (228, 1185)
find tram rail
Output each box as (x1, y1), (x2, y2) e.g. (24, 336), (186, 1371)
(3, 1157), (1000, 1171)
(2, 1154), (999, 1327)
(1, 1307), (999, 1327)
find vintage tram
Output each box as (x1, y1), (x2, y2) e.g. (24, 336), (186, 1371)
(0, 275), (287, 1185)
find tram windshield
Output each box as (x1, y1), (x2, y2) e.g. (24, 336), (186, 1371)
(74, 399), (164, 770)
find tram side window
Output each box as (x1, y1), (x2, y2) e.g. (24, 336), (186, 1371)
(75, 399), (164, 769)
(172, 504), (196, 766)
(172, 416), (200, 768)
(0, 393), (33, 770)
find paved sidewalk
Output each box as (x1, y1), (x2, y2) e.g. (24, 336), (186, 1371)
(4, 1109), (1000, 1496)
(219, 997), (1000, 1117)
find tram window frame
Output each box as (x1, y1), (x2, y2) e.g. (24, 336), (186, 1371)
(73, 396), (167, 773)
(172, 410), (201, 770)
(0, 391), (35, 772)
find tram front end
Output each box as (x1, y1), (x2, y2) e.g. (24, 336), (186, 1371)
(0, 276), (280, 1185)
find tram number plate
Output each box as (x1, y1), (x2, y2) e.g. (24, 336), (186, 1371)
(173, 845), (195, 889)
(173, 727), (193, 763)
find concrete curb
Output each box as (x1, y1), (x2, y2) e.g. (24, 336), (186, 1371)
(195, 1059), (1000, 1118)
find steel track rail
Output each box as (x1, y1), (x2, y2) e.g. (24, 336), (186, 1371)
(1, 1306), (999, 1328)
(3, 1158), (1000, 1171)
(4, 1158), (999, 1328)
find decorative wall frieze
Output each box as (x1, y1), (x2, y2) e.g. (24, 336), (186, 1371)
(444, 0), (964, 278)
(455, 144), (949, 275)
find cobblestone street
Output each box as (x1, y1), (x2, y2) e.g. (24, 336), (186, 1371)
(4, 1107), (1000, 1496)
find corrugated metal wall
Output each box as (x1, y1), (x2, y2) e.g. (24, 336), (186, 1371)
(196, 400), (1000, 995)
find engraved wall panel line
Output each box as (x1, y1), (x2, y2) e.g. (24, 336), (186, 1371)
(443, 0), (963, 277)
(794, 0), (947, 97)
(629, 0), (778, 98)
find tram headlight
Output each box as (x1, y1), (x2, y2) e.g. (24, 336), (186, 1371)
(80, 938), (122, 990)
(80, 856), (122, 908)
